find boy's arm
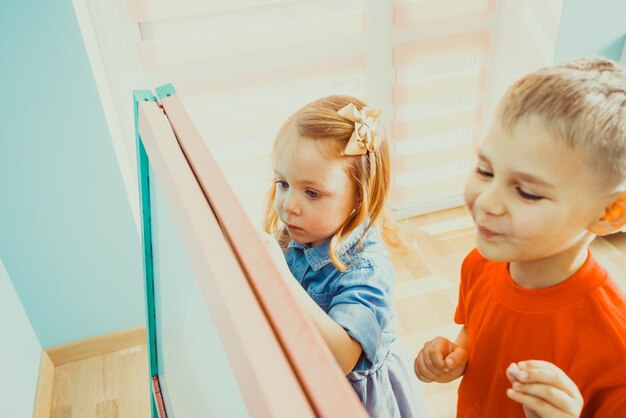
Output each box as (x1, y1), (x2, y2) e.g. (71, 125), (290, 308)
(414, 326), (468, 383)
(455, 325), (468, 351)
(506, 360), (583, 418)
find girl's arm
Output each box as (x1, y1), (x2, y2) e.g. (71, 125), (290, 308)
(261, 232), (362, 374)
(281, 274), (363, 374)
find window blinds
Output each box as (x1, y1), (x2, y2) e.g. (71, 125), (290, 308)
(75, 0), (562, 226)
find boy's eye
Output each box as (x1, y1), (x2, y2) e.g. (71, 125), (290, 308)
(305, 189), (320, 199)
(516, 187), (543, 201)
(274, 179), (288, 189)
(475, 167), (493, 178)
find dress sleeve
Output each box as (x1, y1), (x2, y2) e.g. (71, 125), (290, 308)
(327, 259), (393, 364)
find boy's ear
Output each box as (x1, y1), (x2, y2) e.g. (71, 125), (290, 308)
(588, 195), (626, 236)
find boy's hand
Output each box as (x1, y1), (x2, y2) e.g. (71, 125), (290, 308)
(506, 360), (583, 418)
(414, 337), (468, 383)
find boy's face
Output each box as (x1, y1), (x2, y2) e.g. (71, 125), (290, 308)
(273, 136), (356, 247)
(463, 117), (609, 263)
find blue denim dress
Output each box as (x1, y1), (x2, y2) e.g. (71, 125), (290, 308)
(284, 222), (429, 418)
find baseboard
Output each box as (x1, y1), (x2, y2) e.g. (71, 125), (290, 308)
(46, 326), (146, 366)
(32, 351), (54, 418)
(32, 326), (147, 417)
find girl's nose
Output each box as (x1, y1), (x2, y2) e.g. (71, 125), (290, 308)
(283, 192), (301, 216)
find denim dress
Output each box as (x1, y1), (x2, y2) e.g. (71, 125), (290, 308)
(284, 222), (429, 418)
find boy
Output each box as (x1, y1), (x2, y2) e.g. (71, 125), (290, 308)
(414, 56), (626, 417)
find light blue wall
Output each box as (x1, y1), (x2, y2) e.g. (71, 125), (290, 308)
(0, 259), (41, 417)
(555, 0), (626, 62)
(0, 0), (144, 347)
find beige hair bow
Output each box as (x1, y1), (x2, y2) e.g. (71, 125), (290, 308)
(337, 103), (384, 156)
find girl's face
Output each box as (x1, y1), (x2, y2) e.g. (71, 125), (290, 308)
(273, 136), (356, 247)
(463, 118), (608, 265)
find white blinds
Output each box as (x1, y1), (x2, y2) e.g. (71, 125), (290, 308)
(75, 0), (563, 227)
(392, 21), (493, 215)
(132, 0), (369, 225)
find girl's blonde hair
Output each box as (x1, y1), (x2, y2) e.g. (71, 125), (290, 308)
(263, 95), (402, 271)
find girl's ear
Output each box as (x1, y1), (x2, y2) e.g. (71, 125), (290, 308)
(588, 194), (626, 236)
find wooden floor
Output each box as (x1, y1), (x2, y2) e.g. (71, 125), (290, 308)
(48, 206), (626, 418)
(49, 344), (150, 418)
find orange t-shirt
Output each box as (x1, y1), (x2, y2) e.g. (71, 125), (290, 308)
(454, 248), (626, 417)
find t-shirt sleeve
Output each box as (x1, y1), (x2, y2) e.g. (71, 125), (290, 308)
(454, 249), (480, 325)
(327, 261), (393, 364)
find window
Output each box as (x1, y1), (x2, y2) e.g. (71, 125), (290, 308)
(74, 0), (563, 227)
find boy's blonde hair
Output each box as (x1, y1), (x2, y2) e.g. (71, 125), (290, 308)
(498, 56), (626, 188)
(263, 95), (401, 271)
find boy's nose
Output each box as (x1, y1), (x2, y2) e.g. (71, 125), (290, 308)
(475, 185), (506, 217)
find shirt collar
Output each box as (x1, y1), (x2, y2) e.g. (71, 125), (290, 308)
(288, 221), (370, 271)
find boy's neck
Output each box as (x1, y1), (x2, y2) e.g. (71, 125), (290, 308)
(508, 238), (593, 289)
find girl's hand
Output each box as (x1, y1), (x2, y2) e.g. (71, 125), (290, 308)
(506, 360), (583, 418)
(257, 230), (293, 281)
(414, 336), (468, 383)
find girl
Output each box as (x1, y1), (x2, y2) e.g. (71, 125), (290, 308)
(263, 95), (428, 417)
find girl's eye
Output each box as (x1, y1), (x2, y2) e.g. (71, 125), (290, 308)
(517, 187), (543, 201)
(476, 167), (493, 178)
(274, 179), (288, 189)
(305, 189), (320, 199)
